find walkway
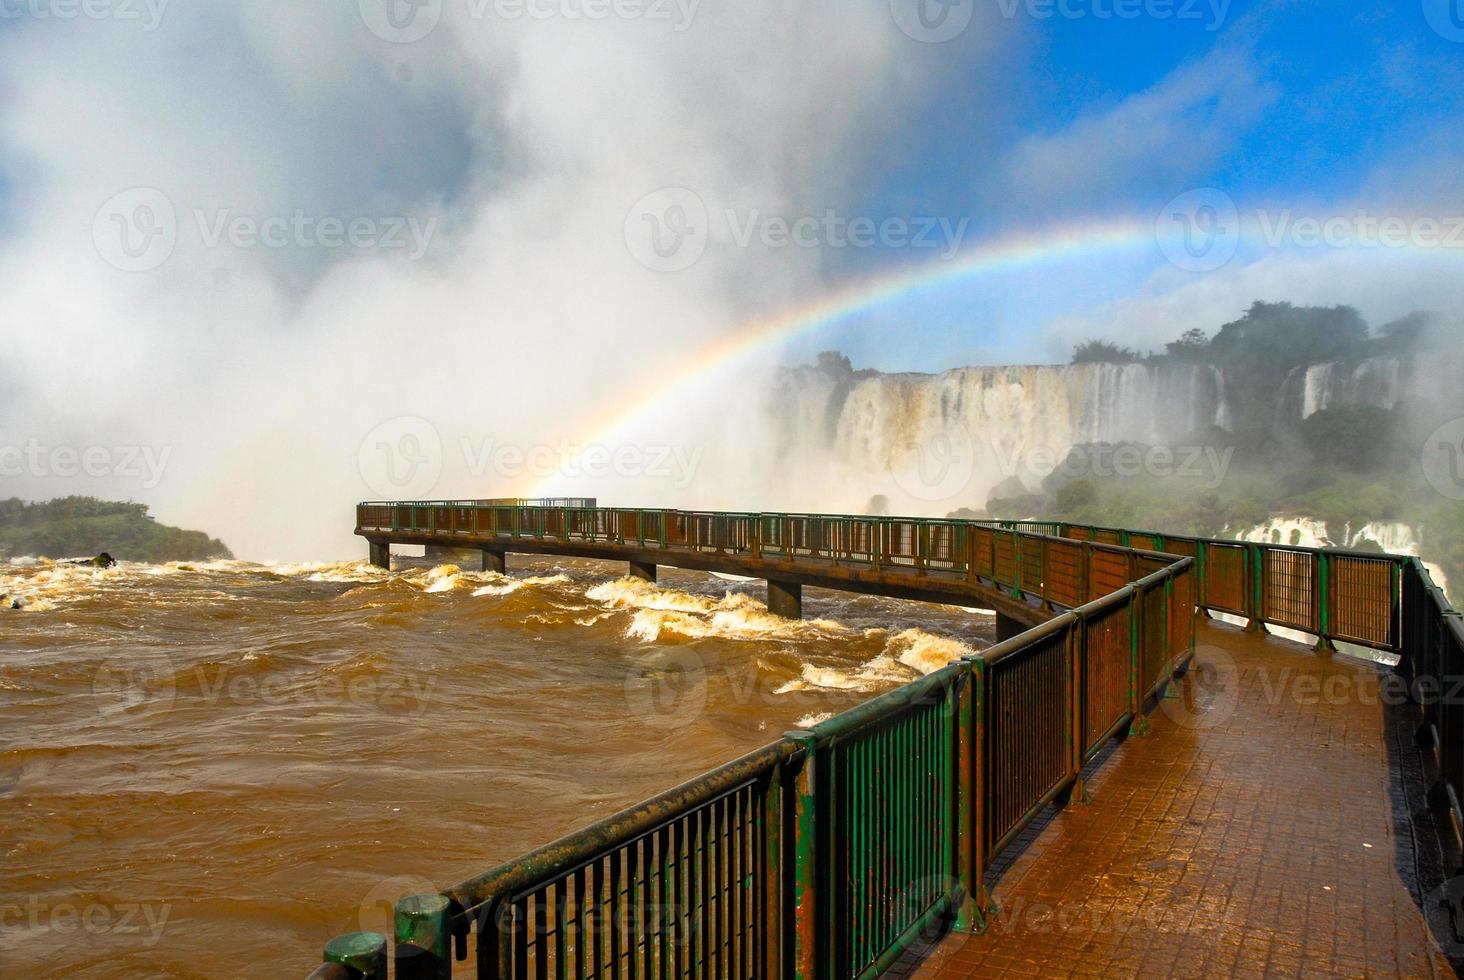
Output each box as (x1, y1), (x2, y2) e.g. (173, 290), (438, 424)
(891, 619), (1456, 978)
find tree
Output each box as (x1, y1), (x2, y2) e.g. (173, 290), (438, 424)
(1165, 328), (1210, 361)
(1375, 312), (1432, 354)
(815, 351), (853, 376)
(1071, 339), (1139, 364)
(1207, 302), (1371, 437)
(1209, 301), (1369, 368)
(1054, 478), (1098, 511)
(1299, 405), (1396, 470)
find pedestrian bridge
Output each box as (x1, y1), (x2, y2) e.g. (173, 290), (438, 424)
(300, 500), (1461, 978)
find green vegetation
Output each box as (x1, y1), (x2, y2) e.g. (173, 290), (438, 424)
(982, 443), (1464, 599)
(1053, 300), (1464, 593)
(1073, 301), (1452, 438)
(1071, 339), (1141, 364)
(1077, 301), (1434, 369)
(0, 497), (232, 563)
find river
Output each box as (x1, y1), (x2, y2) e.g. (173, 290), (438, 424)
(0, 553), (992, 977)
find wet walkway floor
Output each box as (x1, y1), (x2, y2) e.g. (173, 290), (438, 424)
(890, 618), (1457, 978)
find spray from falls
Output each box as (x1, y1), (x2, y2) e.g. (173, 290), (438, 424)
(762, 359), (1229, 514)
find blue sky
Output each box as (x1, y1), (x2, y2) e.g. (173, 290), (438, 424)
(780, 0), (1464, 371)
(0, 1), (1459, 379)
(0, 0), (1461, 552)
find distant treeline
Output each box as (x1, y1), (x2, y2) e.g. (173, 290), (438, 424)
(1070, 300), (1437, 369)
(1071, 300), (1458, 446)
(0, 496), (233, 563)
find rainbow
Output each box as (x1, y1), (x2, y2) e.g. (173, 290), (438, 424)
(519, 216), (1161, 495)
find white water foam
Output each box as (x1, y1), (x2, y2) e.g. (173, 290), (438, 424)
(774, 628), (978, 694)
(588, 577), (847, 642)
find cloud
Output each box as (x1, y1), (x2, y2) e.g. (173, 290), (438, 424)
(0, 1), (940, 558)
(1042, 248), (1464, 360)
(1040, 117), (1464, 359)
(997, 48), (1277, 209)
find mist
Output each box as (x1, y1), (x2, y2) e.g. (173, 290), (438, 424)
(4, 3), (1463, 562)
(0, 2), (986, 560)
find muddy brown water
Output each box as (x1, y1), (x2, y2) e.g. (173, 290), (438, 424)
(0, 553), (993, 978)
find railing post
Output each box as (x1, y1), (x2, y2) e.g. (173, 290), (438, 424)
(1080, 542), (1092, 603)
(1246, 543), (1266, 633)
(1162, 575), (1173, 675)
(1190, 563), (1198, 654)
(1012, 532), (1023, 597)
(1062, 616), (1090, 805)
(762, 761), (786, 979)
(1392, 559), (1405, 657)
(783, 731), (820, 980)
(953, 659), (993, 932)
(1196, 539), (1209, 615)
(1315, 552), (1335, 655)
(1039, 538), (1050, 606)
(395, 894), (453, 980)
(970, 656), (996, 929)
(1128, 585), (1150, 737)
(309, 932), (388, 980)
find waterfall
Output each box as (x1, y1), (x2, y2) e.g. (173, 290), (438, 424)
(761, 348), (1464, 516)
(1276, 357), (1406, 422)
(764, 361), (1228, 515)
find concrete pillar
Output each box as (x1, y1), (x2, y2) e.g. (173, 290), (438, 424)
(995, 612), (1027, 643)
(481, 550), (507, 574)
(629, 561), (657, 583)
(767, 580), (803, 620)
(368, 541), (390, 570)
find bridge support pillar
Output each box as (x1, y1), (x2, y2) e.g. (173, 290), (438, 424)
(767, 580), (802, 620)
(629, 561), (657, 583)
(481, 550), (506, 575)
(368, 541), (390, 571)
(995, 612), (1027, 643)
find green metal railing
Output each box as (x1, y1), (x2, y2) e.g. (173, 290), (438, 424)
(1401, 560), (1464, 849)
(322, 502), (1448, 979)
(357, 505), (1404, 654)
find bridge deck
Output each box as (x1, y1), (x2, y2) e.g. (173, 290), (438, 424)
(892, 618), (1455, 978)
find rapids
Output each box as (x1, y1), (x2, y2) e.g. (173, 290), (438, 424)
(0, 554), (992, 978)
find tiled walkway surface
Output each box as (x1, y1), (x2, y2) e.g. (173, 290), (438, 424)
(890, 618), (1455, 978)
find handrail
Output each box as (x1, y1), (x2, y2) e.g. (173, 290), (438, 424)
(446, 739), (800, 917)
(312, 502), (1443, 979)
(356, 503), (1405, 653)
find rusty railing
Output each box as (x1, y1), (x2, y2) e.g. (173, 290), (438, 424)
(316, 503), (1443, 979)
